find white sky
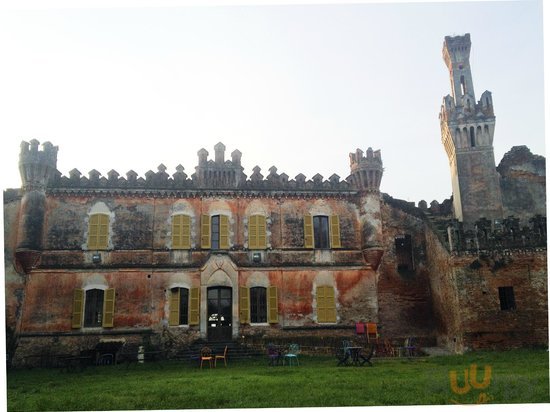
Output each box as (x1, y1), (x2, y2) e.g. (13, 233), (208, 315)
(0, 0), (546, 204)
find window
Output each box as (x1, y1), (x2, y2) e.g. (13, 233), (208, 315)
(169, 287), (189, 326)
(470, 126), (476, 147)
(316, 285), (336, 323)
(248, 215), (267, 249)
(201, 214), (229, 249)
(84, 289), (104, 327)
(250, 287), (267, 323)
(239, 286), (278, 324)
(304, 215), (341, 249)
(395, 235), (414, 272)
(88, 214), (109, 250)
(71, 288), (115, 329)
(172, 215), (191, 249)
(498, 286), (516, 311)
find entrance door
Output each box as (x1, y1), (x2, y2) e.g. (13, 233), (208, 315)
(207, 286), (232, 341)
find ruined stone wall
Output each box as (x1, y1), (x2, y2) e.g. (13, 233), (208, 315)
(497, 146), (546, 223)
(449, 250), (547, 350)
(4, 192), (24, 359)
(424, 225), (464, 352)
(377, 199), (436, 341)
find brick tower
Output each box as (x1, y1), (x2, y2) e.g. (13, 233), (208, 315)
(439, 33), (503, 228)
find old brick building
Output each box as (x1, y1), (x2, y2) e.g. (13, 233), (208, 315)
(3, 34), (547, 364)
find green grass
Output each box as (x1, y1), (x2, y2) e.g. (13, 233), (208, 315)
(7, 349), (549, 410)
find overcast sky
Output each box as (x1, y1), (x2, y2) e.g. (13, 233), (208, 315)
(0, 0), (545, 204)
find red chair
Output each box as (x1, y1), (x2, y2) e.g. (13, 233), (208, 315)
(355, 322), (366, 336)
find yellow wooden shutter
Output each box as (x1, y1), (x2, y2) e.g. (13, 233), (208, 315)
(258, 215), (267, 249)
(248, 215), (258, 249)
(189, 287), (200, 325)
(239, 286), (250, 324)
(268, 286), (279, 324)
(201, 215), (211, 249)
(330, 215), (341, 248)
(88, 214), (109, 250)
(169, 288), (181, 326)
(181, 215), (191, 249)
(220, 215), (230, 249)
(172, 215), (191, 249)
(317, 286), (336, 323)
(102, 288), (115, 328)
(172, 215), (183, 249)
(304, 215), (314, 249)
(71, 289), (84, 329)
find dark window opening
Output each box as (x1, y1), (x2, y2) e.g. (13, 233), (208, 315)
(395, 235), (414, 273)
(211, 215), (220, 250)
(84, 289), (104, 327)
(174, 287), (189, 325)
(470, 127), (476, 147)
(460, 75), (466, 95)
(498, 286), (516, 311)
(250, 287), (267, 323)
(313, 215), (329, 249)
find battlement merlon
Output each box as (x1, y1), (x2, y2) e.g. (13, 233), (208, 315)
(349, 147), (383, 169)
(19, 139), (59, 191)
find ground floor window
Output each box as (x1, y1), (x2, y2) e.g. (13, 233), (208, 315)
(84, 289), (104, 327)
(250, 287), (267, 323)
(169, 287), (189, 326)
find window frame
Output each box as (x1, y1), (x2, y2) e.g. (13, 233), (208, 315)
(250, 286), (267, 323)
(498, 286), (516, 311)
(88, 213), (109, 250)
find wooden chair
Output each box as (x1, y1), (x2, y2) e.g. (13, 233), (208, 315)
(200, 347), (213, 369)
(215, 345), (228, 367)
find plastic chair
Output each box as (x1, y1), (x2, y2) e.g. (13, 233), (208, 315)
(355, 322), (366, 336)
(366, 323), (379, 343)
(403, 337), (416, 357)
(284, 344), (300, 366)
(215, 346), (228, 367)
(200, 347), (213, 369)
(267, 343), (282, 366)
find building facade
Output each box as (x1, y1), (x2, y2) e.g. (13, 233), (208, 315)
(4, 34), (547, 365)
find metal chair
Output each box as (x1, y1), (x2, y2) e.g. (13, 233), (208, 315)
(283, 344), (300, 366)
(214, 345), (228, 367)
(366, 323), (379, 343)
(267, 343), (282, 366)
(200, 347), (213, 369)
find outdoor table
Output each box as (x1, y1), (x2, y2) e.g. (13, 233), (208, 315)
(338, 346), (370, 366)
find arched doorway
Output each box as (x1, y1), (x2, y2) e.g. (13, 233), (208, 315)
(207, 286), (232, 341)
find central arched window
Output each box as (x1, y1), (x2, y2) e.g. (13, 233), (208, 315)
(304, 215), (341, 249)
(71, 287), (115, 329)
(88, 214), (109, 250)
(201, 214), (229, 249)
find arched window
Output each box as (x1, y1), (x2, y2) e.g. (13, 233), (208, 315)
(460, 75), (466, 95)
(470, 127), (476, 147)
(201, 214), (229, 249)
(316, 285), (336, 323)
(304, 215), (341, 249)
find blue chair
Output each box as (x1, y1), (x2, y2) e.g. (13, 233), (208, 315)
(284, 344), (300, 366)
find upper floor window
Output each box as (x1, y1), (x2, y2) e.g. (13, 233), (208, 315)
(71, 287), (115, 329)
(201, 214), (229, 250)
(172, 214), (191, 249)
(304, 215), (341, 249)
(88, 213), (109, 250)
(395, 234), (414, 273)
(248, 215), (267, 250)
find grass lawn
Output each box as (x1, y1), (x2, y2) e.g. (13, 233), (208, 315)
(6, 348), (549, 410)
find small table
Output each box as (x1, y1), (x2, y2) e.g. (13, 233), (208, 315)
(338, 346), (371, 366)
